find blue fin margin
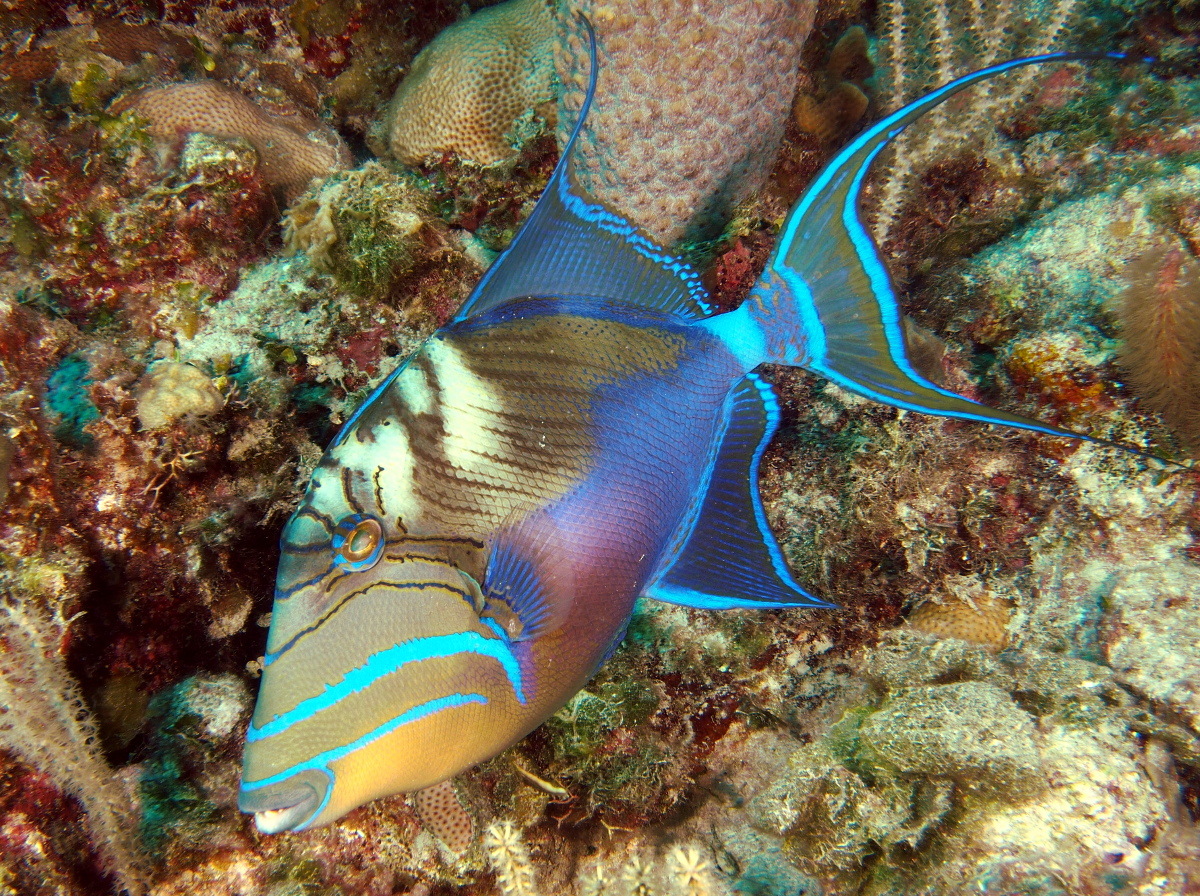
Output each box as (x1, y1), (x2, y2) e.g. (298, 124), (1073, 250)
(452, 15), (712, 324)
(645, 373), (834, 611)
(736, 51), (1165, 462)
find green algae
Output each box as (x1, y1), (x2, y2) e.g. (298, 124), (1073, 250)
(45, 354), (100, 446)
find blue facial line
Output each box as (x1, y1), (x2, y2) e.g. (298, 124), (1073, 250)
(240, 692), (488, 830)
(250, 631), (526, 743)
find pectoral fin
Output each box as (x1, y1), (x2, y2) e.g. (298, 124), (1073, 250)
(481, 508), (576, 642)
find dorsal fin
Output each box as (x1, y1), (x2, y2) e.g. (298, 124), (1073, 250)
(452, 15), (712, 324)
(645, 374), (834, 610)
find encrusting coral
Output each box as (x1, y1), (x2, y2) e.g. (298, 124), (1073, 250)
(112, 80), (352, 201)
(376, 0), (557, 166)
(906, 575), (1016, 651)
(555, 0), (813, 246)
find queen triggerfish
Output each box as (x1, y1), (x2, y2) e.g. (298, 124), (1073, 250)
(239, 23), (1144, 838)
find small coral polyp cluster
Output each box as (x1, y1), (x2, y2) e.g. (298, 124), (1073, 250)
(0, 0), (1199, 894)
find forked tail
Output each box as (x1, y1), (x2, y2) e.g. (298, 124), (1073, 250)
(708, 52), (1160, 455)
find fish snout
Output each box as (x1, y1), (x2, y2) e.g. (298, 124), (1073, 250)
(238, 767), (329, 833)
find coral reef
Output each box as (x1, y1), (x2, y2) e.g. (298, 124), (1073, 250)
(1114, 238), (1200, 449)
(0, 572), (147, 895)
(483, 821), (537, 896)
(376, 0), (557, 166)
(905, 575), (1016, 650)
(791, 26), (873, 144)
(135, 361), (225, 431)
(0, 0), (1197, 894)
(871, 0), (1083, 243)
(555, 0), (813, 246)
(113, 81), (352, 201)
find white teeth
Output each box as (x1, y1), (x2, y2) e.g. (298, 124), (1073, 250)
(255, 807), (299, 834)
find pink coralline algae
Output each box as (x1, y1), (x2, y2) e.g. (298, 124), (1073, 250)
(113, 81), (352, 201)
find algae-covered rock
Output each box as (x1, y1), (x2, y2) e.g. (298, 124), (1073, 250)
(749, 740), (951, 881)
(861, 629), (1005, 691)
(857, 681), (1040, 792)
(923, 718), (1171, 896)
(1101, 558), (1200, 736)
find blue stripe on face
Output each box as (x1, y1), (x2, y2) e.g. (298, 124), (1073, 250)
(250, 631), (526, 743)
(240, 692), (488, 830)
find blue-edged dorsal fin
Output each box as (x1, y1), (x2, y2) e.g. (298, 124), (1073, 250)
(453, 15), (712, 324)
(645, 374), (834, 610)
(481, 506), (576, 642)
(738, 52), (1161, 459)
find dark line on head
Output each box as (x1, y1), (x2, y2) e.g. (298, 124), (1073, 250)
(373, 465), (386, 516)
(342, 466), (366, 515)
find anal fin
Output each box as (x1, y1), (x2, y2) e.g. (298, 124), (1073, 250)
(645, 374), (835, 610)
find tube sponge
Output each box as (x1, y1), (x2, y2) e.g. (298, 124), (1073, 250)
(556, 0), (812, 246)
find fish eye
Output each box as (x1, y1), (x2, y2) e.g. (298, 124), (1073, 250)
(331, 514), (384, 571)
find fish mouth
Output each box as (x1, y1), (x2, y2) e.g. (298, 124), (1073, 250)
(238, 770), (327, 834)
(254, 800), (315, 834)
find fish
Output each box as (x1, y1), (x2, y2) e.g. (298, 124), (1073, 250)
(238, 23), (1144, 837)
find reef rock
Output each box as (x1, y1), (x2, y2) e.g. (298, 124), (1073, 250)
(1101, 558), (1200, 736)
(857, 681), (1040, 792)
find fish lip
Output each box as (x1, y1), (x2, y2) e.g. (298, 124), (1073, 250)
(238, 774), (324, 833)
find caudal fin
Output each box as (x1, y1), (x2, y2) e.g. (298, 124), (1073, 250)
(719, 52), (1156, 453)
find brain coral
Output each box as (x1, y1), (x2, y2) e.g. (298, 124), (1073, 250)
(113, 81), (352, 200)
(556, 0), (813, 247)
(377, 0), (557, 166)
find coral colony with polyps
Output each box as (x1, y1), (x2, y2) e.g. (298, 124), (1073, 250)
(0, 1), (1199, 895)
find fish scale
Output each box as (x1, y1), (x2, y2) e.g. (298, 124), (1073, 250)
(239, 20), (1155, 840)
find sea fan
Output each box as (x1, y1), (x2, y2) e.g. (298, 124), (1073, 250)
(1115, 241), (1200, 451)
